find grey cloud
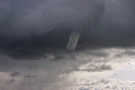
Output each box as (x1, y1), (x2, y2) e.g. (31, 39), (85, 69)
(0, 0), (135, 49)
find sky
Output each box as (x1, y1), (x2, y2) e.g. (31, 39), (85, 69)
(0, 0), (135, 49)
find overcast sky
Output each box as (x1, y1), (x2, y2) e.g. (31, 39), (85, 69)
(0, 0), (135, 48)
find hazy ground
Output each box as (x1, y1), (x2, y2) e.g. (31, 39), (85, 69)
(0, 46), (135, 90)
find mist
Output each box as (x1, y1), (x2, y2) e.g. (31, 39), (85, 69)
(0, 0), (135, 51)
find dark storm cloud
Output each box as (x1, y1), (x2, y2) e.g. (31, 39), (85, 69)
(96, 0), (135, 43)
(0, 0), (135, 49)
(0, 0), (104, 37)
